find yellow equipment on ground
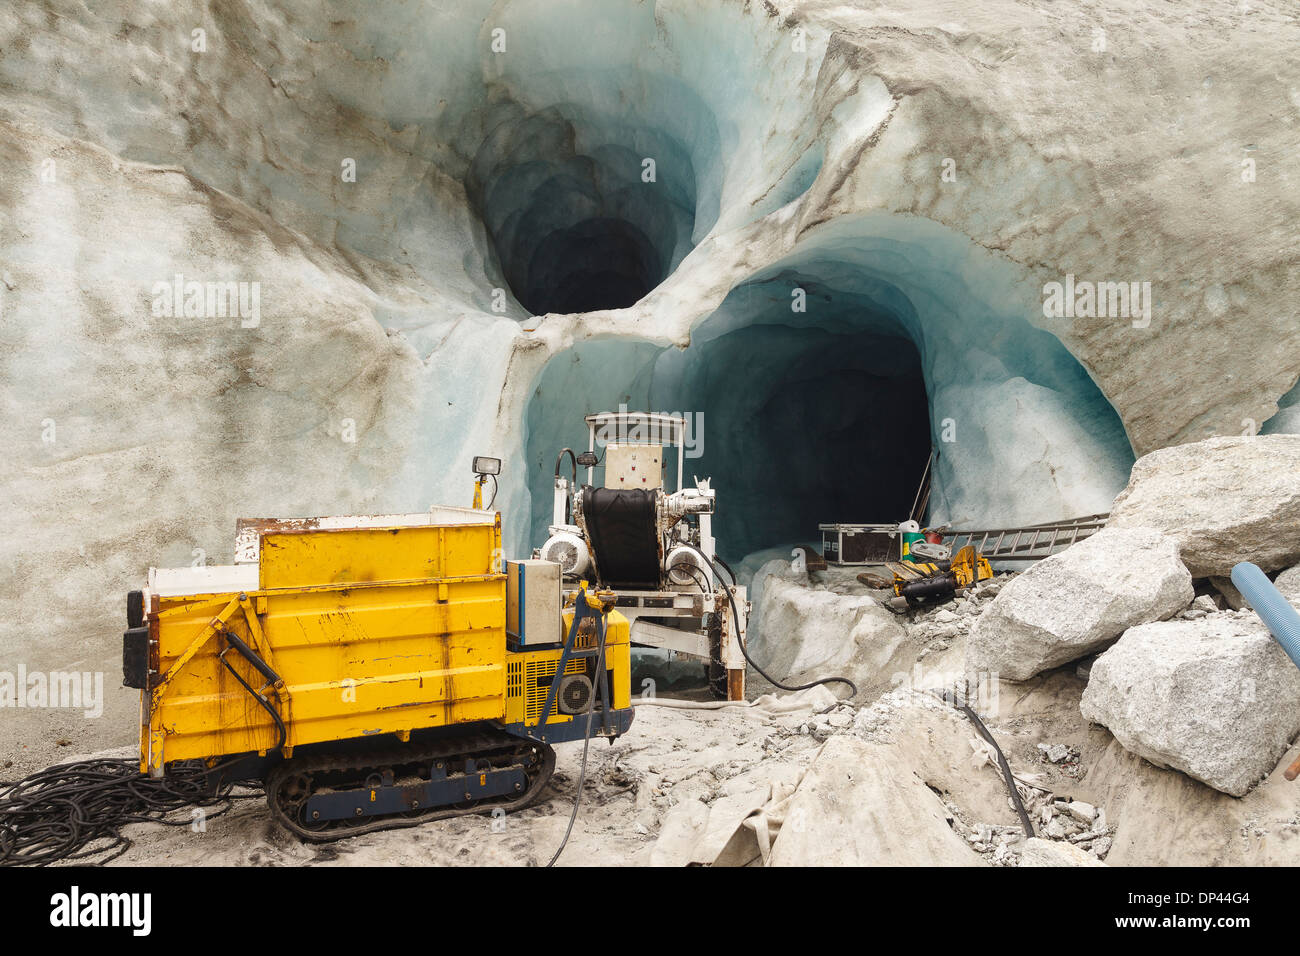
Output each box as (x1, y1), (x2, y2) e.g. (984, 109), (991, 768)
(121, 470), (633, 842)
(887, 544), (993, 608)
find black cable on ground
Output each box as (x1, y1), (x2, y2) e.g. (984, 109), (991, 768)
(0, 758), (262, 866)
(3, 636), (281, 867)
(680, 543), (858, 699)
(545, 612), (609, 868)
(930, 690), (1035, 838)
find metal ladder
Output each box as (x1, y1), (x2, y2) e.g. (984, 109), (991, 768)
(938, 513), (1110, 562)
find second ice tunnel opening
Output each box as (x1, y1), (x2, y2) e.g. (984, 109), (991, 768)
(523, 331), (930, 564)
(467, 98), (713, 316)
(523, 275), (938, 562)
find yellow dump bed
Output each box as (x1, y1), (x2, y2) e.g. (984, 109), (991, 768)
(140, 510), (507, 772)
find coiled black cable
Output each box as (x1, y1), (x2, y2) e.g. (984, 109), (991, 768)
(2, 633), (280, 867)
(0, 757), (261, 866)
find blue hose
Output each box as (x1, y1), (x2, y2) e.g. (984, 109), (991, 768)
(1231, 562), (1300, 670)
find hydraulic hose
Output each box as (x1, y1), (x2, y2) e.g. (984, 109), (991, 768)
(678, 543), (858, 699)
(633, 697), (754, 710)
(934, 691), (1035, 838)
(222, 630), (282, 689)
(546, 599), (610, 868)
(1231, 562), (1300, 669)
(218, 644), (287, 756)
(554, 449), (577, 523)
(555, 448), (577, 483)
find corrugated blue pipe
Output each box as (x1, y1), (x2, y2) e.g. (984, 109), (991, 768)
(1231, 562), (1300, 670)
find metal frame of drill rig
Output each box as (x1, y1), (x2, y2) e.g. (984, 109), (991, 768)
(537, 411), (750, 700)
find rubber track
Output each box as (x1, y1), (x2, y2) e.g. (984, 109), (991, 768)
(266, 728), (555, 843)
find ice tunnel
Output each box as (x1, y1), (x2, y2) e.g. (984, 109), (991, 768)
(465, 95), (713, 316)
(523, 218), (1138, 564)
(440, 0), (822, 318)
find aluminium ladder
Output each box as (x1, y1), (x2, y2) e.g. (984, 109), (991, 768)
(938, 513), (1110, 562)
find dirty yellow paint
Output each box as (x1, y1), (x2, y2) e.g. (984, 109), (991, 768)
(142, 521), (506, 772)
(139, 517), (630, 773)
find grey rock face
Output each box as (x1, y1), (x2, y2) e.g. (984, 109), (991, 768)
(1273, 564), (1300, 608)
(1081, 615), (1300, 797)
(1018, 837), (1106, 867)
(967, 528), (1193, 681)
(1108, 436), (1300, 577)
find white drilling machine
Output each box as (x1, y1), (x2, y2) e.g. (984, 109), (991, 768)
(537, 411), (749, 700)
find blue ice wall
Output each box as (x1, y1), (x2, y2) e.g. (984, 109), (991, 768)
(523, 215), (1136, 561)
(1262, 378), (1300, 434)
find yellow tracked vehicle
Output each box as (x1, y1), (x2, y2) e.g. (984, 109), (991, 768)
(121, 460), (633, 842)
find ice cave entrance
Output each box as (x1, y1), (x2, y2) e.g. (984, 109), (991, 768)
(534, 330), (929, 559)
(651, 323), (933, 559)
(524, 277), (936, 560)
(466, 98), (714, 316)
(523, 239), (1136, 565)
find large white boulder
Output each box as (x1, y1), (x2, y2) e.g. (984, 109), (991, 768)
(1273, 564), (1300, 609)
(749, 576), (906, 688)
(1081, 614), (1300, 797)
(1018, 837), (1106, 868)
(966, 528), (1193, 681)
(1107, 435), (1300, 577)
(744, 555), (801, 615)
(768, 734), (984, 866)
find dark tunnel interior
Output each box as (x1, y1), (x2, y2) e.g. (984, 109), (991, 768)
(649, 325), (932, 559)
(525, 320), (932, 562)
(467, 105), (700, 316)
